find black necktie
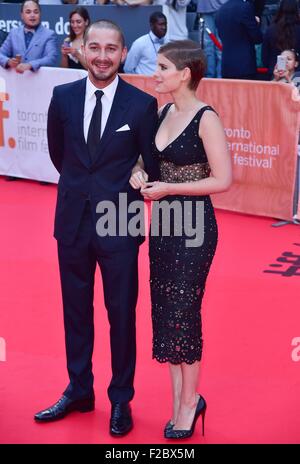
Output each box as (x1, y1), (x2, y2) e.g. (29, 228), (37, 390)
(87, 90), (104, 163)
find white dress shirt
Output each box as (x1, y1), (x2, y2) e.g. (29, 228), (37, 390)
(124, 31), (166, 75)
(83, 75), (119, 142)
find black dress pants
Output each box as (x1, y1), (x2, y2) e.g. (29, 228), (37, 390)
(57, 202), (139, 404)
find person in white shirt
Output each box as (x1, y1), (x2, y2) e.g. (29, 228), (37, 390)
(124, 11), (167, 75)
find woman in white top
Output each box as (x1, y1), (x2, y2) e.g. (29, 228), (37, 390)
(61, 7), (90, 70)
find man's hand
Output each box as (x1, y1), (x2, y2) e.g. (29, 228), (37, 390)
(61, 45), (71, 56)
(61, 45), (79, 57)
(129, 168), (148, 189)
(7, 58), (19, 69)
(15, 63), (32, 73)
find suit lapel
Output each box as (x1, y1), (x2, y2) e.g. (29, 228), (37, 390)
(91, 78), (130, 165)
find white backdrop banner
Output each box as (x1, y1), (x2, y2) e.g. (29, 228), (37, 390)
(0, 67), (87, 183)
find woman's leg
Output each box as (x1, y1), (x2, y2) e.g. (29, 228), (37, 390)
(168, 363), (182, 424)
(173, 361), (200, 430)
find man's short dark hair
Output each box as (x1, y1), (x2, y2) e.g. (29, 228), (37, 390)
(84, 20), (125, 48)
(149, 11), (167, 25)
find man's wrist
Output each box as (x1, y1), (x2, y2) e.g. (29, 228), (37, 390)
(132, 165), (144, 175)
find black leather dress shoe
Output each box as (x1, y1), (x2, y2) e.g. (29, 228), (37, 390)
(34, 395), (95, 422)
(110, 402), (133, 436)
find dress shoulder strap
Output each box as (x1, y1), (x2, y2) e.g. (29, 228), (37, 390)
(196, 105), (218, 121)
(159, 103), (173, 121)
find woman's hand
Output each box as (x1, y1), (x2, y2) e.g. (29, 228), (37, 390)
(61, 45), (71, 55)
(141, 182), (170, 200)
(61, 45), (79, 56)
(69, 47), (80, 57)
(273, 65), (290, 82)
(129, 169), (148, 189)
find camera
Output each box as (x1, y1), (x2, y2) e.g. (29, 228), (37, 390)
(277, 55), (287, 71)
(62, 39), (71, 48)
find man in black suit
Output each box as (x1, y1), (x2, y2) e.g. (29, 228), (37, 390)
(34, 20), (158, 437)
(215, 0), (262, 79)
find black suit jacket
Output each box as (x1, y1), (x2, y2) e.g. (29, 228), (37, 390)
(47, 76), (158, 248)
(216, 0), (262, 78)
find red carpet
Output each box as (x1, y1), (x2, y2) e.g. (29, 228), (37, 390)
(0, 176), (299, 444)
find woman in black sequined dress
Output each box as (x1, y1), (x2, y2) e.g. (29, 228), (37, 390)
(130, 40), (232, 439)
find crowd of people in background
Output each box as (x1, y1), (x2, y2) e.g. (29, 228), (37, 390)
(1, 0), (300, 87)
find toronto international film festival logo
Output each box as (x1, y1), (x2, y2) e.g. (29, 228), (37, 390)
(0, 76), (15, 150)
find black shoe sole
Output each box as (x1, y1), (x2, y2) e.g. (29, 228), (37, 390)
(109, 424), (133, 437)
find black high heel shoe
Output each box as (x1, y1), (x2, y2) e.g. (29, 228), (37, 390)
(164, 395), (206, 439)
(164, 420), (174, 437)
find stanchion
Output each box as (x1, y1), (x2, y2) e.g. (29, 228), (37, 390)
(198, 15), (205, 49)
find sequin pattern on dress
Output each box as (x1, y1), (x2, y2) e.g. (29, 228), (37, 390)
(150, 103), (218, 364)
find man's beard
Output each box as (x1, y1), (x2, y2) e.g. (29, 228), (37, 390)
(89, 59), (122, 82)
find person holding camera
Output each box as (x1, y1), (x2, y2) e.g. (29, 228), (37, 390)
(61, 7), (90, 70)
(262, 0), (300, 79)
(273, 49), (300, 89)
(0, 0), (58, 73)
